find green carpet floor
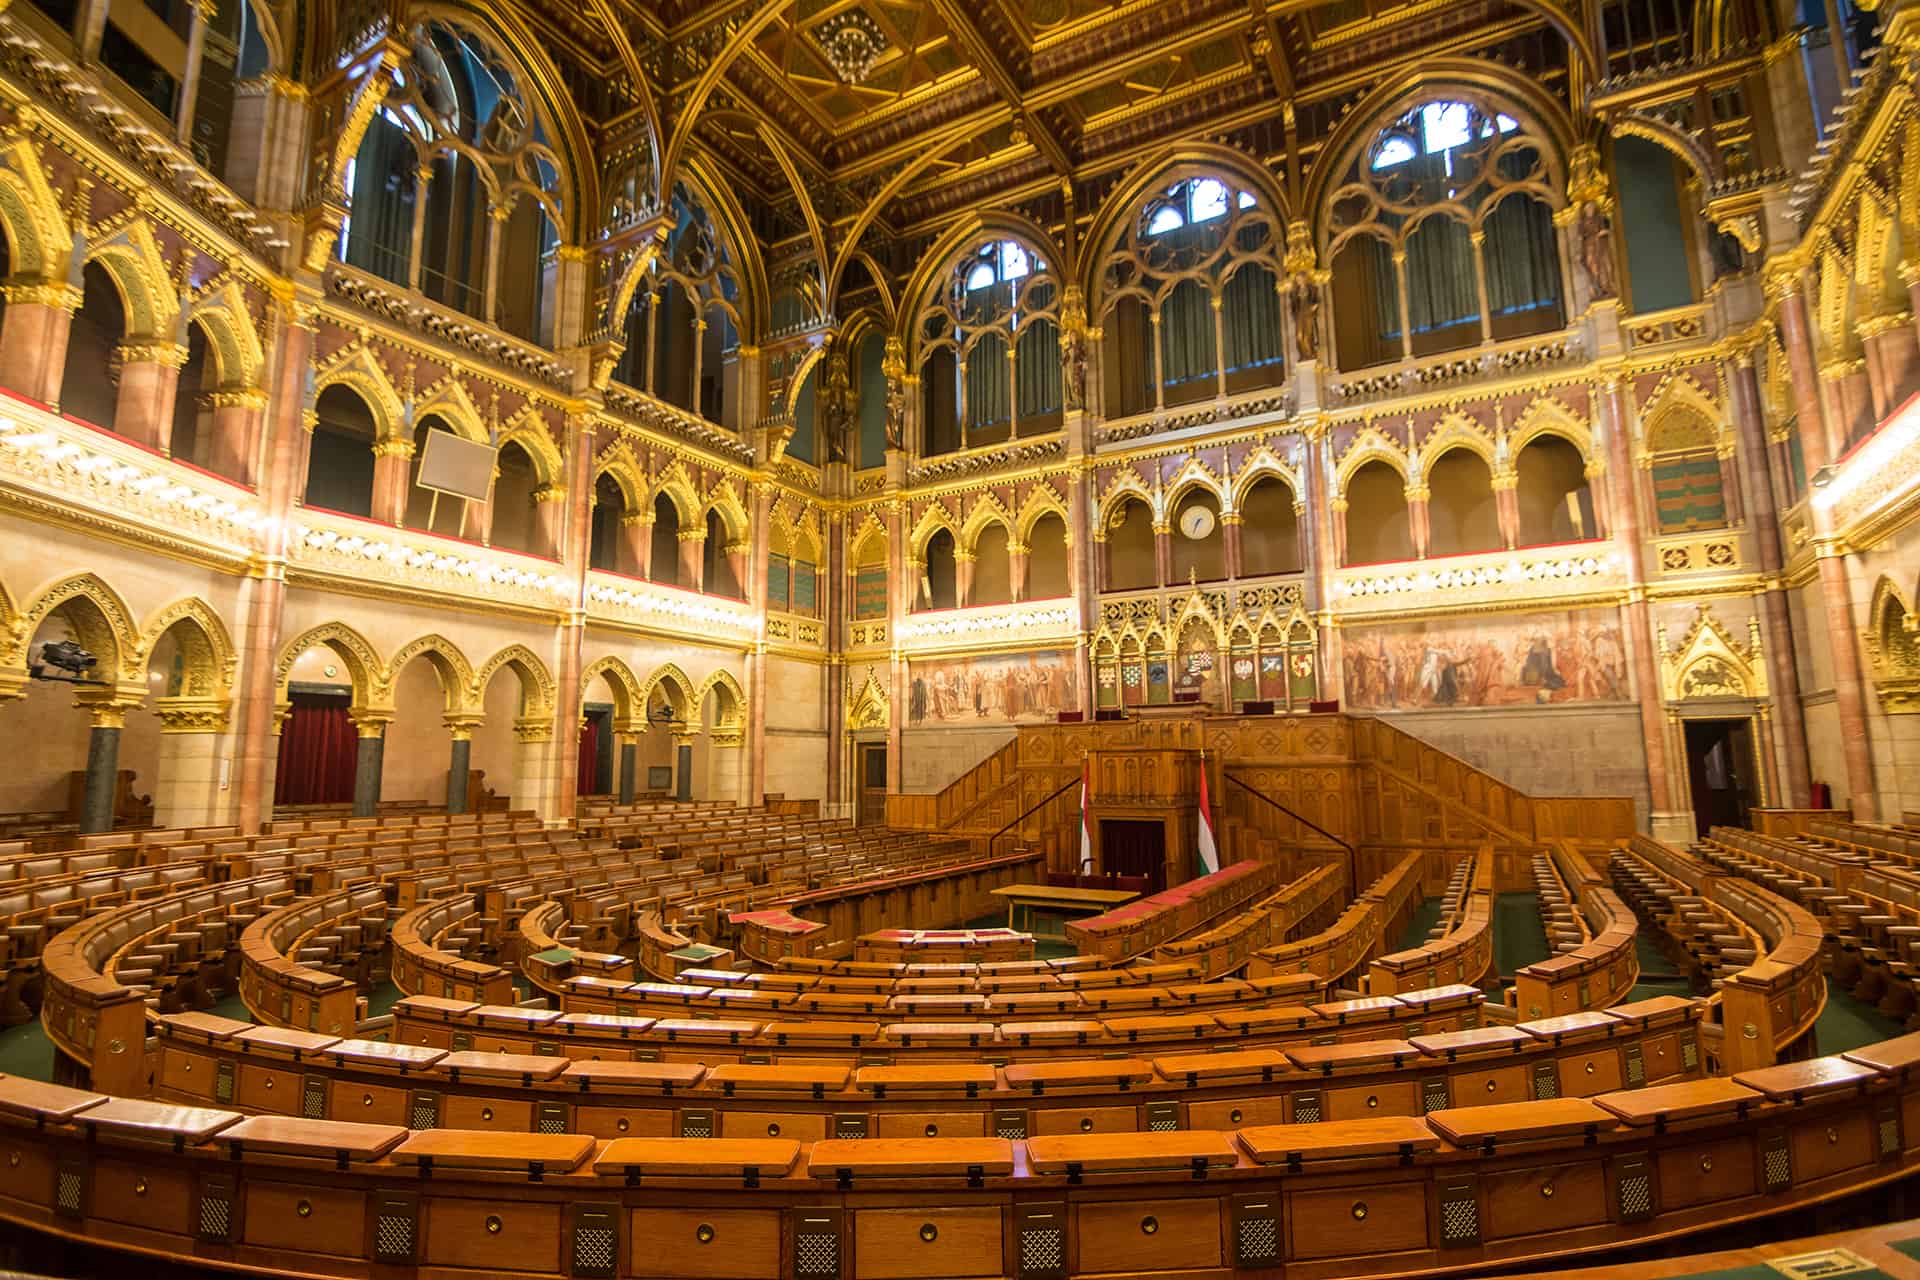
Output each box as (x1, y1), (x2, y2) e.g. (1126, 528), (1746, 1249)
(1815, 978), (1902, 1055)
(1493, 892), (1552, 977)
(1396, 896), (1444, 953)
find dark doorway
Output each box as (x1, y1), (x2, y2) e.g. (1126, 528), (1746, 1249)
(857, 744), (888, 827)
(274, 688), (356, 806)
(1684, 718), (1759, 838)
(1101, 819), (1167, 893)
(578, 704), (614, 796)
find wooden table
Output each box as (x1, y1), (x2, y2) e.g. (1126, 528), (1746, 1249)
(991, 884), (1138, 936)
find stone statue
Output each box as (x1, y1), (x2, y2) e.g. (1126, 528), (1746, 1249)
(881, 336), (907, 452)
(1059, 284), (1089, 412)
(1577, 204), (1618, 301)
(820, 340), (852, 464)
(1293, 281), (1321, 362)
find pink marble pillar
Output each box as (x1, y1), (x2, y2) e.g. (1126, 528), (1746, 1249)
(1221, 517), (1243, 579)
(1406, 492), (1431, 560)
(1153, 525), (1172, 586)
(679, 533), (704, 591)
(233, 298), (316, 831)
(1728, 356), (1811, 807)
(1330, 497), (1349, 567)
(626, 514), (653, 580)
(550, 418), (597, 821)
(370, 439), (413, 524)
(1819, 360), (1873, 451)
(1863, 316), (1919, 419)
(0, 285), (79, 406)
(954, 553), (976, 607)
(1820, 553), (1880, 820)
(1600, 378), (1674, 821)
(1008, 543), (1030, 603)
(1776, 281), (1834, 474)
(532, 485), (568, 560)
(207, 391), (267, 484)
(113, 342), (186, 452)
(1493, 482), (1520, 549)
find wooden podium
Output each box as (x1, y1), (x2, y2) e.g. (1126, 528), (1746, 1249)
(1083, 746), (1201, 892)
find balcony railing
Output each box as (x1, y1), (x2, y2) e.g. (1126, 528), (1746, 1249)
(1332, 542), (1625, 616)
(288, 508), (573, 609)
(894, 599), (1078, 653)
(584, 571), (759, 642)
(0, 402), (269, 559)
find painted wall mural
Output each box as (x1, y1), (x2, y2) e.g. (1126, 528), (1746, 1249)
(1342, 607), (1630, 710)
(909, 650), (1078, 725)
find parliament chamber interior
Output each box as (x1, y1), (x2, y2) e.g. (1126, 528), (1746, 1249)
(0, 0), (1918, 1276)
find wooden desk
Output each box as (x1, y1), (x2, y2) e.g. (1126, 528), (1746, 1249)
(992, 883), (1138, 936)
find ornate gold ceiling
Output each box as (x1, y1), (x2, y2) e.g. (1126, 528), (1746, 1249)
(511, 0), (1577, 274)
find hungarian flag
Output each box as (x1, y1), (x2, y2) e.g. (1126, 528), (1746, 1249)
(1078, 758), (1094, 874)
(1196, 763), (1220, 876)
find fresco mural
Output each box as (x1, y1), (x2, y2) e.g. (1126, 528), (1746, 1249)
(909, 650), (1078, 725)
(1342, 608), (1630, 710)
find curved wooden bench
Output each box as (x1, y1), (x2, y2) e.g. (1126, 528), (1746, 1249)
(4, 1045), (1912, 1280)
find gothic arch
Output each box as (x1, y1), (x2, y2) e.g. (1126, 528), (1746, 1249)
(1163, 459), (1229, 515)
(1095, 470), (1155, 530)
(1015, 485), (1072, 543)
(1081, 144), (1293, 288)
(959, 495), (1016, 555)
(138, 598), (237, 701)
(495, 410), (566, 488)
(412, 378), (491, 444)
(1231, 449), (1303, 513)
(385, 634), (479, 714)
(14, 572), (143, 686)
(186, 282), (267, 392)
(275, 622), (383, 710)
(1418, 412), (1501, 476)
(313, 347), (406, 441)
(474, 644), (557, 720)
(83, 222), (179, 341)
(1335, 429), (1414, 495)
(0, 135), (72, 282)
(593, 442), (648, 510)
(1865, 575), (1920, 713)
(581, 655), (644, 721)
(648, 461), (703, 532)
(908, 503), (961, 560)
(640, 663), (698, 722)
(1508, 396), (1597, 464)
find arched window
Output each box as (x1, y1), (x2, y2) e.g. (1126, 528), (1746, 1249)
(1646, 407), (1728, 534)
(1104, 498), (1157, 592)
(1027, 514), (1071, 600)
(338, 20), (569, 342)
(1344, 461), (1413, 565)
(615, 185), (743, 425)
(703, 510), (742, 599)
(1425, 449), (1502, 557)
(920, 529), (958, 610)
(1098, 174), (1286, 417)
(590, 474), (627, 572)
(915, 239), (1059, 456)
(855, 332), (889, 468)
(1327, 95), (1563, 369)
(168, 323), (215, 470)
(852, 532), (888, 621)
(650, 494), (683, 587)
(970, 525), (1013, 607)
(304, 385), (379, 517)
(1515, 436), (1594, 546)
(62, 263), (127, 430)
(1240, 477), (1301, 576)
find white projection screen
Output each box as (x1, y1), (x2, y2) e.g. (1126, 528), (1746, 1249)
(415, 429), (498, 502)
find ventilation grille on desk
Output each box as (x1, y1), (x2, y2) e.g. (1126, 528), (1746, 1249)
(1017, 1204), (1067, 1280)
(302, 1074), (327, 1119)
(794, 1210), (843, 1280)
(571, 1204), (618, 1279)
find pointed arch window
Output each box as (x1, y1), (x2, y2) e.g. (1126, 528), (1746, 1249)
(915, 238), (1061, 456)
(1326, 93), (1564, 371)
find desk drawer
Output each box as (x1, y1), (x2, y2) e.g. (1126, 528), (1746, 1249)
(1077, 1198), (1220, 1274)
(854, 1207), (1001, 1279)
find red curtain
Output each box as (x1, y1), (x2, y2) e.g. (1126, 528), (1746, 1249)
(577, 716), (599, 795)
(275, 702), (357, 805)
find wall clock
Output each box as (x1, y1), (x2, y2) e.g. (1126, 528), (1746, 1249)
(1179, 506), (1216, 541)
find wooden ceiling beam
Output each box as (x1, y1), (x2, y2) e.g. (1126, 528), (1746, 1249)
(927, 0), (1074, 177)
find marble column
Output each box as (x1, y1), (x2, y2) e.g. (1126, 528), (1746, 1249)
(674, 738), (694, 802)
(1492, 478), (1520, 549)
(1008, 542), (1030, 603)
(1220, 517), (1243, 580)
(1819, 358), (1873, 452)
(1406, 489), (1431, 560)
(616, 731), (638, 805)
(444, 715), (483, 815)
(1599, 375), (1676, 830)
(153, 699), (232, 829)
(1861, 313), (1919, 420)
(173, 0), (208, 145)
(350, 715), (387, 818)
(370, 437), (414, 525)
(1153, 524), (1172, 587)
(113, 341), (187, 452)
(78, 704), (127, 834)
(532, 484), (569, 560)
(1728, 355), (1812, 807)
(954, 552), (976, 607)
(0, 282), (80, 407)
(746, 648), (768, 805)
(678, 532), (705, 592)
(207, 390), (267, 485)
(234, 292), (317, 832)
(1819, 552), (1880, 820)
(624, 513), (653, 580)
(1775, 277), (1834, 474)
